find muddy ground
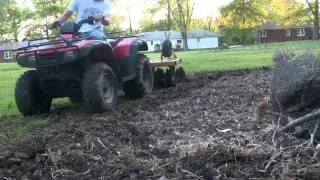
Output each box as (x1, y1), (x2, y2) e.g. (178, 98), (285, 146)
(1, 68), (320, 180)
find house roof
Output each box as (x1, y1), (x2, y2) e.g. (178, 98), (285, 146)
(259, 22), (313, 30)
(0, 42), (28, 51)
(0, 39), (51, 51)
(188, 29), (220, 38)
(137, 29), (220, 41)
(138, 31), (181, 41)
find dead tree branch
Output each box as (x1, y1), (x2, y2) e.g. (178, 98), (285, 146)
(278, 108), (320, 134)
(308, 119), (320, 147)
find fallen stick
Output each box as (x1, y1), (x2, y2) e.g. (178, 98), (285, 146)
(278, 108), (320, 133)
(308, 119), (320, 147)
(181, 169), (204, 180)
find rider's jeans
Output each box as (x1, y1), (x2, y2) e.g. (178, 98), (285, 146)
(81, 28), (106, 40)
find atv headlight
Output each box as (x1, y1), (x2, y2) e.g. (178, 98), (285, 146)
(64, 51), (76, 59)
(27, 55), (36, 62)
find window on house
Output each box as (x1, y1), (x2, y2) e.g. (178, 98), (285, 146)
(4, 51), (13, 60)
(259, 31), (267, 37)
(150, 40), (153, 45)
(197, 38), (200, 42)
(177, 40), (182, 43)
(286, 29), (291, 36)
(297, 28), (305, 36)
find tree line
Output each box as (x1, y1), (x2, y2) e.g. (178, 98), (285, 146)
(0, 0), (319, 48)
(140, 0), (320, 46)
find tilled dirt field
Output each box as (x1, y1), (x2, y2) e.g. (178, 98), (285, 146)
(1, 68), (320, 180)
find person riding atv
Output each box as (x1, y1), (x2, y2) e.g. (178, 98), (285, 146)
(14, 0), (157, 116)
(50, 0), (112, 40)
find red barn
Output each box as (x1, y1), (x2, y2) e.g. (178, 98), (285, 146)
(257, 22), (314, 43)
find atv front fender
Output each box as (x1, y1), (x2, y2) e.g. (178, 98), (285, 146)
(82, 41), (120, 77)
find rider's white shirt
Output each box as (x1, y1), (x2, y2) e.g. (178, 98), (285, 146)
(67, 0), (111, 33)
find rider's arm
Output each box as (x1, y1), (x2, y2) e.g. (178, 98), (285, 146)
(58, 0), (77, 23)
(50, 0), (77, 28)
(50, 10), (73, 29)
(99, 1), (112, 26)
(56, 10), (73, 24)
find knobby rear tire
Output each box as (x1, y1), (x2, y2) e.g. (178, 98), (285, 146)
(123, 54), (154, 99)
(68, 94), (83, 104)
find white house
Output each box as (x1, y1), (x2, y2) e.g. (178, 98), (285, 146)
(137, 29), (220, 52)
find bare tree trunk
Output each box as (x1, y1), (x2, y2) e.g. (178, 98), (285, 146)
(167, 0), (196, 50)
(306, 0), (319, 39)
(167, 2), (172, 31)
(128, 12), (133, 35)
(181, 31), (188, 50)
(45, 17), (49, 38)
(314, 0), (319, 39)
(14, 33), (18, 42)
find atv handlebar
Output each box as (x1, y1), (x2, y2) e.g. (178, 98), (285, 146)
(51, 21), (62, 29)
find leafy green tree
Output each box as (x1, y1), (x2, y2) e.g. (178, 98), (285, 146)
(6, 4), (32, 41)
(166, 0), (196, 50)
(104, 14), (126, 36)
(140, 0), (196, 50)
(279, 0), (310, 27)
(190, 16), (217, 31)
(219, 0), (268, 45)
(0, 0), (13, 42)
(27, 0), (70, 38)
(160, 0), (173, 30)
(0, 1), (32, 42)
(140, 18), (172, 32)
(112, 0), (136, 35)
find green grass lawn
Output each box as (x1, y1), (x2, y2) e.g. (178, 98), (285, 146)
(153, 49), (273, 73)
(1, 39), (320, 119)
(147, 40), (320, 73)
(0, 64), (27, 117)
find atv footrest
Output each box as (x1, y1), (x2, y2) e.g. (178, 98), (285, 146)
(150, 58), (182, 67)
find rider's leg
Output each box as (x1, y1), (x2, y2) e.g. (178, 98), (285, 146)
(87, 29), (106, 40)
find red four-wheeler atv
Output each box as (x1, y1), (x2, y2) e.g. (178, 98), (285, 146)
(15, 18), (153, 116)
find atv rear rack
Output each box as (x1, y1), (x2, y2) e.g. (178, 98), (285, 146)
(150, 58), (182, 67)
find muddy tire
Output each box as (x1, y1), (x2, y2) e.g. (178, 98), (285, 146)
(174, 67), (186, 84)
(68, 94), (83, 104)
(82, 62), (118, 113)
(123, 54), (154, 99)
(165, 67), (175, 86)
(154, 68), (167, 88)
(15, 70), (52, 116)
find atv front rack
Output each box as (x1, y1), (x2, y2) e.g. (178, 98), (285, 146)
(18, 35), (91, 51)
(15, 35), (91, 68)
